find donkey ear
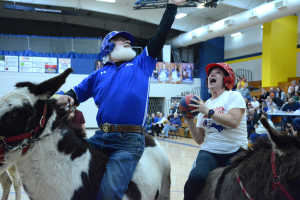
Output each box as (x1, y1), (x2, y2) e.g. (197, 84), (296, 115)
(32, 68), (73, 98)
(260, 117), (288, 150)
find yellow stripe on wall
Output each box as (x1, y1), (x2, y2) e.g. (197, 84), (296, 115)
(226, 55), (262, 64)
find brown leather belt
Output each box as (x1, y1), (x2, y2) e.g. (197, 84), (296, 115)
(100, 123), (145, 134)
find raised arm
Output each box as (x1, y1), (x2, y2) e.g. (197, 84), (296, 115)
(147, 0), (186, 58)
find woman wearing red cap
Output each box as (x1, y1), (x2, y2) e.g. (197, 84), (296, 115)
(183, 63), (248, 200)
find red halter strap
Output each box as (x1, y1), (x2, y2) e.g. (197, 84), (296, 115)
(271, 151), (294, 200)
(0, 104), (47, 164)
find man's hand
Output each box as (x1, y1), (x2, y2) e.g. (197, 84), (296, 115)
(69, 112), (75, 118)
(57, 95), (74, 106)
(169, 0), (186, 6)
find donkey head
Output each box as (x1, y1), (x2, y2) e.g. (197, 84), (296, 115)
(0, 68), (73, 156)
(260, 117), (300, 199)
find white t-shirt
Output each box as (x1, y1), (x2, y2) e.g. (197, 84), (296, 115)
(251, 101), (259, 109)
(196, 91), (248, 154)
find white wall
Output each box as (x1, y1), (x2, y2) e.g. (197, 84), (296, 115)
(0, 73), (201, 128)
(229, 59), (262, 81)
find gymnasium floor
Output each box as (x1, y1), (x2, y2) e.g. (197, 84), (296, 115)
(0, 129), (200, 200)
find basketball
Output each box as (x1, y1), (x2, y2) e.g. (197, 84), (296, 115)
(179, 94), (199, 118)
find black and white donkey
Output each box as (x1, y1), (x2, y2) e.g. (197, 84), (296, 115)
(0, 68), (171, 200)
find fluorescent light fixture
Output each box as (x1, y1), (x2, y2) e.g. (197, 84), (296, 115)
(261, 25), (263, 28)
(231, 32), (242, 37)
(197, 3), (205, 9)
(175, 13), (187, 19)
(96, 0), (115, 2)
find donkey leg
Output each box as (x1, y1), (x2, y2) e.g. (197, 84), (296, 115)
(158, 172), (171, 200)
(7, 165), (22, 200)
(0, 171), (12, 200)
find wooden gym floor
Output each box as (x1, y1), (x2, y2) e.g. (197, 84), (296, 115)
(0, 130), (200, 200)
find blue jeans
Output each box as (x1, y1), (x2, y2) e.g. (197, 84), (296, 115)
(163, 124), (177, 136)
(247, 125), (255, 138)
(249, 133), (268, 144)
(87, 130), (145, 200)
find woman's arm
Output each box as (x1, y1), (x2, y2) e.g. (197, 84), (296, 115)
(185, 117), (205, 145)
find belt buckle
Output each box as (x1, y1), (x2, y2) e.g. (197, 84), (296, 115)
(103, 123), (111, 133)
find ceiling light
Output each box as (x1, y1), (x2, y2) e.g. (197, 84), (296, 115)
(95, 0), (115, 2)
(197, 3), (205, 9)
(175, 13), (187, 19)
(231, 32), (242, 37)
(261, 25), (263, 28)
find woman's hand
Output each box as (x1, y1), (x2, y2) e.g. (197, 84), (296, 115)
(189, 95), (210, 116)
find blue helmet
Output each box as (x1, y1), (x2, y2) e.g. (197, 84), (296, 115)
(100, 31), (135, 58)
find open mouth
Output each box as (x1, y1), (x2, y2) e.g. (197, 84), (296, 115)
(210, 77), (216, 83)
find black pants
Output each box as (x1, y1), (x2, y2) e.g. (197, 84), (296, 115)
(153, 124), (164, 135)
(184, 149), (241, 200)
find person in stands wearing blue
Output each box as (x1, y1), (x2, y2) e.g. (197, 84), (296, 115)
(57, 1), (185, 199)
(162, 113), (182, 139)
(281, 97), (300, 129)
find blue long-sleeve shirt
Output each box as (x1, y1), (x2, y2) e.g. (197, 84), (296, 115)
(170, 117), (182, 127)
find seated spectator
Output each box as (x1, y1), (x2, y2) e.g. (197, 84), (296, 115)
(251, 96), (259, 110)
(295, 91), (300, 98)
(270, 92), (283, 107)
(243, 78), (249, 88)
(153, 113), (167, 136)
(169, 105), (177, 115)
(259, 88), (269, 103)
(147, 113), (158, 135)
(237, 76), (245, 88)
(287, 92), (293, 100)
(247, 108), (259, 138)
(242, 85), (252, 101)
(267, 98), (278, 113)
(269, 87), (276, 96)
(145, 114), (153, 132)
(172, 100), (179, 108)
(295, 96), (300, 103)
(288, 80), (299, 94)
(246, 102), (253, 111)
(162, 113), (182, 139)
(250, 113), (274, 143)
(281, 97), (300, 129)
(276, 87), (286, 102)
(67, 104), (86, 134)
(285, 123), (298, 137)
(236, 83), (243, 95)
(258, 102), (268, 114)
(289, 86), (295, 97)
(244, 97), (249, 107)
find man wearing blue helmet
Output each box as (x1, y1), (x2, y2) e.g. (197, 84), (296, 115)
(57, 0), (186, 199)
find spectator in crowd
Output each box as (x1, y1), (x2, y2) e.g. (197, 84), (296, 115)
(237, 76), (245, 88)
(153, 113), (167, 136)
(270, 87), (276, 96)
(287, 93), (293, 100)
(145, 114), (153, 132)
(169, 104), (177, 115)
(236, 83), (243, 95)
(246, 102), (253, 111)
(285, 123), (298, 137)
(251, 96), (259, 110)
(258, 102), (268, 114)
(267, 98), (278, 113)
(295, 91), (300, 98)
(250, 112), (274, 143)
(259, 88), (269, 103)
(270, 92), (283, 107)
(172, 100), (179, 108)
(67, 104), (86, 134)
(242, 85), (252, 101)
(162, 113), (182, 139)
(288, 80), (299, 94)
(276, 87), (286, 102)
(289, 86), (296, 97)
(247, 108), (259, 138)
(147, 113), (158, 135)
(294, 96), (300, 103)
(281, 97), (300, 129)
(243, 78), (249, 88)
(244, 97), (249, 107)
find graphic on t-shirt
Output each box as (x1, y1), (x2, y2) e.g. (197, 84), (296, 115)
(203, 119), (227, 132)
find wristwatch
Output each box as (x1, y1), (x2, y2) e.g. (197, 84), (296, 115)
(207, 109), (215, 118)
